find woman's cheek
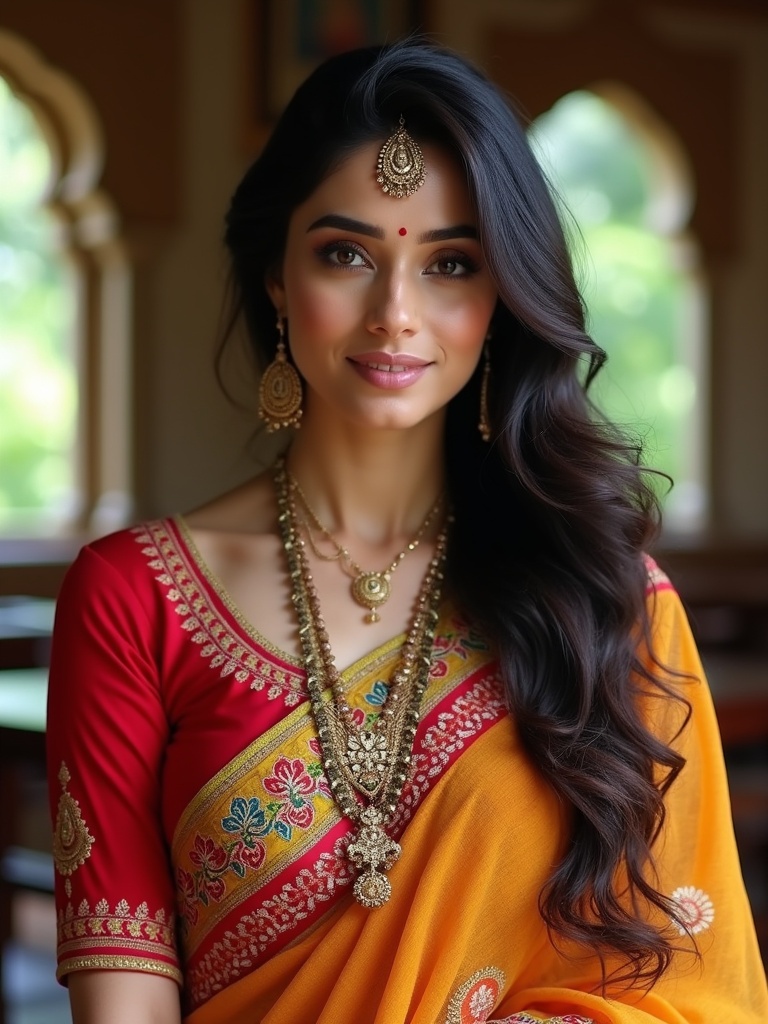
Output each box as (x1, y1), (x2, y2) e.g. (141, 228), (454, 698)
(287, 284), (352, 344)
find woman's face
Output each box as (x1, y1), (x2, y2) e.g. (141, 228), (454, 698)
(267, 141), (498, 434)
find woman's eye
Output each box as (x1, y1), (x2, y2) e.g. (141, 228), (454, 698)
(425, 254), (478, 277)
(318, 243), (369, 268)
(334, 248), (362, 266)
(436, 258), (459, 275)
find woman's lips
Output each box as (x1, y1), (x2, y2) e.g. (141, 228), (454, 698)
(348, 352), (431, 390)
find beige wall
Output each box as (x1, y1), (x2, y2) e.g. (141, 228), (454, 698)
(1, 0), (766, 541)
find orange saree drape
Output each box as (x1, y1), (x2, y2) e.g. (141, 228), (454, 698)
(47, 520), (768, 1024)
(184, 580), (767, 1024)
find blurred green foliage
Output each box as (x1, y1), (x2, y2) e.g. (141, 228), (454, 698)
(530, 92), (699, 515)
(0, 76), (76, 534)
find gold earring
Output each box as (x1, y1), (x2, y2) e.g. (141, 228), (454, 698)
(258, 316), (303, 432)
(478, 341), (491, 442)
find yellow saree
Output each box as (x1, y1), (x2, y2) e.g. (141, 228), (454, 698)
(179, 579), (767, 1023)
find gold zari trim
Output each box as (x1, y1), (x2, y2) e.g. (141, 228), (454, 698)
(57, 954), (182, 985)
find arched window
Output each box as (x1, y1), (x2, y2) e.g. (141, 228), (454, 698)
(530, 87), (708, 532)
(0, 30), (131, 539)
(0, 75), (77, 533)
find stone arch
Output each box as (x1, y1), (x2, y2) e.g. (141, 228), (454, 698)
(0, 28), (132, 532)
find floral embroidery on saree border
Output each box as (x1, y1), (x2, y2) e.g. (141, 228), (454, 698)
(184, 665), (507, 1010)
(172, 604), (500, 956)
(133, 519), (306, 704)
(175, 738), (335, 949)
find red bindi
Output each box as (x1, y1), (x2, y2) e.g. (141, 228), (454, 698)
(398, 227), (407, 236)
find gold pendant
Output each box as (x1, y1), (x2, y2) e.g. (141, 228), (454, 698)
(348, 807), (401, 907)
(343, 729), (392, 797)
(351, 572), (391, 621)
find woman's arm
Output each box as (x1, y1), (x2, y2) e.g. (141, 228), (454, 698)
(47, 542), (182, 995)
(69, 970), (181, 1024)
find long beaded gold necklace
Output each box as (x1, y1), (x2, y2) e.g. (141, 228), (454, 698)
(274, 457), (449, 907)
(288, 469), (443, 623)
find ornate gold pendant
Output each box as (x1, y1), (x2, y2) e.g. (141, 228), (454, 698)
(376, 117), (426, 199)
(343, 728), (392, 796)
(348, 807), (401, 907)
(351, 571), (391, 622)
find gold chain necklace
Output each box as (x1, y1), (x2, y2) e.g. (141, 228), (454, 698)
(287, 469), (443, 624)
(274, 457), (449, 907)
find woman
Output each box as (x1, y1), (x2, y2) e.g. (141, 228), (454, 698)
(47, 39), (767, 1023)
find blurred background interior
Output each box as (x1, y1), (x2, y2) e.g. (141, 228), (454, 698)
(0, 1), (766, 1020)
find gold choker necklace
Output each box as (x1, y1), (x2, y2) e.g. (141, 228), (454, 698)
(287, 469), (443, 624)
(275, 458), (449, 907)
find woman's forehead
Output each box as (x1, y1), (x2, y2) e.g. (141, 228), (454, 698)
(291, 141), (477, 233)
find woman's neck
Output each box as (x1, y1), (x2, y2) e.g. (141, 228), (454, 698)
(284, 414), (445, 547)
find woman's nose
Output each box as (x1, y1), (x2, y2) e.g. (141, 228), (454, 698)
(364, 268), (421, 339)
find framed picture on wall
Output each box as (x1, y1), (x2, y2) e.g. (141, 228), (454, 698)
(248, 0), (427, 132)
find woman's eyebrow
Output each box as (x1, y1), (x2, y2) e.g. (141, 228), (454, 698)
(307, 214), (384, 239)
(307, 215), (478, 244)
(418, 225), (478, 243)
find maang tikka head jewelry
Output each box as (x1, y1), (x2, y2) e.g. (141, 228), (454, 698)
(376, 115), (426, 198)
(258, 315), (303, 432)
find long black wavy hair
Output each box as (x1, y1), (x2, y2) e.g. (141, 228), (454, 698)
(222, 38), (691, 990)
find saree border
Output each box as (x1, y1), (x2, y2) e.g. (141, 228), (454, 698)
(184, 664), (508, 1011)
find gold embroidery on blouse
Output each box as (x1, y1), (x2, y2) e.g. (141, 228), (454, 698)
(133, 521), (307, 704)
(445, 966), (506, 1024)
(52, 763), (94, 877)
(57, 954), (182, 985)
(57, 898), (177, 963)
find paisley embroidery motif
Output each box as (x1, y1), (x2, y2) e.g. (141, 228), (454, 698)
(52, 763), (94, 878)
(445, 967), (506, 1023)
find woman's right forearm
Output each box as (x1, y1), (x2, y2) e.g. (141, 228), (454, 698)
(68, 969), (182, 1024)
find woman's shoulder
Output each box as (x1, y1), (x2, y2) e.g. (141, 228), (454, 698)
(57, 519), (182, 619)
(68, 470), (274, 582)
(71, 516), (178, 571)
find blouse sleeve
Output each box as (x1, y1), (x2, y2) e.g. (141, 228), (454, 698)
(46, 540), (182, 987)
(493, 571), (768, 1023)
